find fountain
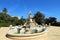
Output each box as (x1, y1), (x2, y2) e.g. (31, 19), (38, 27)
(6, 11), (48, 40)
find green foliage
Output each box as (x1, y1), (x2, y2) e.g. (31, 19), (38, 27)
(55, 22), (60, 26)
(0, 8), (60, 27)
(49, 17), (57, 23)
(17, 28), (20, 34)
(45, 18), (51, 25)
(0, 11), (26, 27)
(0, 12), (26, 27)
(45, 17), (57, 25)
(34, 11), (45, 25)
(0, 23), (10, 27)
(2, 8), (7, 14)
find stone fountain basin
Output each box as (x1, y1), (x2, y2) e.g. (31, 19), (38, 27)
(6, 27), (48, 40)
(6, 28), (47, 37)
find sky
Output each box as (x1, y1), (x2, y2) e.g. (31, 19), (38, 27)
(0, 0), (60, 21)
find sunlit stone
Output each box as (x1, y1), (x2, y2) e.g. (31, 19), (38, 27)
(20, 28), (25, 34)
(7, 11), (47, 37)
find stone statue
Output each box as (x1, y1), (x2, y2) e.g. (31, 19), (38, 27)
(24, 11), (38, 28)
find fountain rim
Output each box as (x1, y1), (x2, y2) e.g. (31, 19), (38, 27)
(6, 28), (48, 37)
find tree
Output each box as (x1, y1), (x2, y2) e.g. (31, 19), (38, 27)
(45, 18), (50, 25)
(16, 16), (26, 25)
(45, 17), (57, 25)
(2, 8), (7, 14)
(20, 16), (26, 25)
(34, 11), (45, 25)
(49, 17), (57, 25)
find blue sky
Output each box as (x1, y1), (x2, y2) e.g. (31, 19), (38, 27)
(0, 0), (60, 21)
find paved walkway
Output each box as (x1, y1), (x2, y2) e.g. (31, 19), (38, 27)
(0, 26), (60, 40)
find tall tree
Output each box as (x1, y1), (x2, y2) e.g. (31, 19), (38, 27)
(16, 16), (26, 25)
(34, 11), (45, 25)
(45, 18), (50, 25)
(49, 17), (57, 24)
(45, 17), (57, 25)
(2, 8), (7, 14)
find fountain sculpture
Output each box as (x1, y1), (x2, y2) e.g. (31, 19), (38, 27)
(6, 11), (48, 39)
